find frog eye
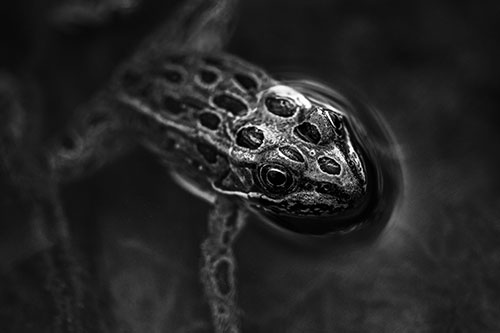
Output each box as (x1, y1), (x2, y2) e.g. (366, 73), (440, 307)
(264, 97), (297, 117)
(258, 164), (295, 194)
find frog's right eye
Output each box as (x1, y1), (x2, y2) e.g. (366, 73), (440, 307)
(257, 164), (295, 194)
(264, 96), (297, 117)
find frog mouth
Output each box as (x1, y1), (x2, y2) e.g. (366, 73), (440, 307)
(256, 208), (367, 236)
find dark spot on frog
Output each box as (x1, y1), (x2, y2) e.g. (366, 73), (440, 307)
(213, 94), (248, 116)
(318, 156), (341, 175)
(159, 68), (183, 83)
(196, 142), (219, 164)
(199, 112), (221, 130)
(293, 122), (321, 144)
(213, 258), (233, 296)
(265, 97), (296, 117)
(236, 126), (264, 149)
(198, 69), (218, 85)
(234, 73), (258, 91)
(278, 146), (305, 162)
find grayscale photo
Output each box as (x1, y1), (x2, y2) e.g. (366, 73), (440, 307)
(0, 0), (498, 332)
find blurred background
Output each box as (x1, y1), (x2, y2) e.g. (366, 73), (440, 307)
(1, 0), (499, 332)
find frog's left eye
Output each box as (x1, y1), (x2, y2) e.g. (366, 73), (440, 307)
(264, 97), (297, 117)
(258, 164), (295, 194)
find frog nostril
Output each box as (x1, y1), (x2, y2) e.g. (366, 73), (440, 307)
(318, 156), (341, 175)
(293, 122), (321, 144)
(316, 182), (336, 195)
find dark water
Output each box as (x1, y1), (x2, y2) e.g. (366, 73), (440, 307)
(1, 0), (499, 332)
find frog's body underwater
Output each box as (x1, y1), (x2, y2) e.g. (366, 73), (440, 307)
(1, 0), (401, 332)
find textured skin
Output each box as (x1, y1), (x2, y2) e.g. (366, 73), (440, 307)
(47, 50), (371, 235)
(45, 49), (377, 333)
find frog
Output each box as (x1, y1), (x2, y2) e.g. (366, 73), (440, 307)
(0, 0), (402, 332)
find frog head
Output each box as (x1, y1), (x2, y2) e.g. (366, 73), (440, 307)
(215, 83), (385, 236)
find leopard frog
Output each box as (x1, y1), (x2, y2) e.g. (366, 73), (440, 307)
(2, 0), (401, 332)
(109, 51), (375, 234)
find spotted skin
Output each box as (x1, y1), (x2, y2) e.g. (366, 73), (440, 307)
(111, 52), (369, 228)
